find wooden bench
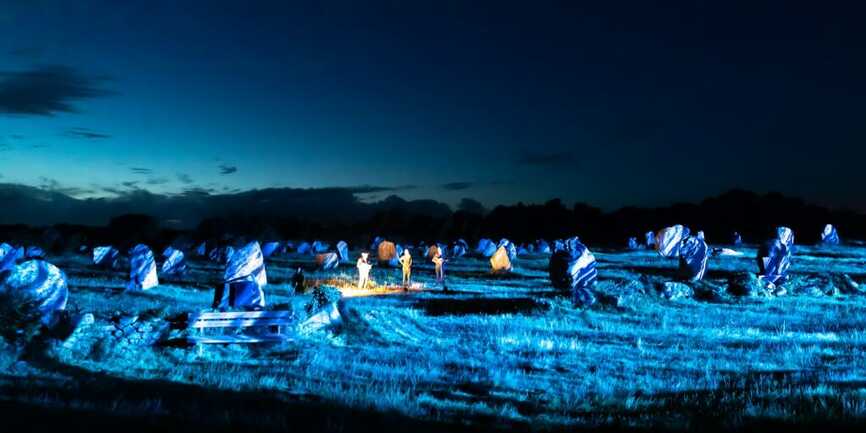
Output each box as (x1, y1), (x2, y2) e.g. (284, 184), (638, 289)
(186, 310), (295, 345)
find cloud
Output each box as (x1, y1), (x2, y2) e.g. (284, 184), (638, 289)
(516, 149), (576, 167)
(37, 177), (94, 197)
(0, 65), (113, 116)
(130, 167), (152, 175)
(441, 182), (474, 191)
(218, 164), (237, 175)
(177, 173), (194, 184)
(121, 181), (139, 189)
(146, 177), (169, 185)
(347, 184), (417, 194)
(64, 127), (110, 139)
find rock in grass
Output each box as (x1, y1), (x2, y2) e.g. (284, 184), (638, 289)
(692, 281), (729, 302)
(299, 302), (342, 335)
(305, 285), (342, 315)
(661, 282), (693, 300)
(834, 274), (863, 295)
(727, 272), (773, 297)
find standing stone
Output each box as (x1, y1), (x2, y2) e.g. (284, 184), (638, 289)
(336, 240), (350, 262)
(656, 225), (689, 258)
(261, 241), (281, 258)
(92, 246), (120, 269)
(128, 244), (158, 290)
(161, 247), (187, 275)
(757, 227), (794, 286)
(678, 232), (709, 281)
(820, 224), (840, 246)
(548, 238), (598, 306)
(316, 252), (340, 270)
(215, 241), (267, 309)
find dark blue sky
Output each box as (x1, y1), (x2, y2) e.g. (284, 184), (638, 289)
(1, 0), (864, 211)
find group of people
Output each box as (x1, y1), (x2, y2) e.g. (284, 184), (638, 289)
(355, 248), (447, 290)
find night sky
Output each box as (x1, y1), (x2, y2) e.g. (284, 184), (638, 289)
(1, 1), (864, 211)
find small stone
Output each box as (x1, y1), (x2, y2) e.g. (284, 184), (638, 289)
(662, 282), (693, 300)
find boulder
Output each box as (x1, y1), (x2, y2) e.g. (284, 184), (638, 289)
(661, 282), (693, 300)
(656, 225), (689, 258)
(299, 302), (342, 335)
(0, 259), (68, 325)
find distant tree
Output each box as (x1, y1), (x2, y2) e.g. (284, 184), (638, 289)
(108, 214), (160, 248)
(457, 198), (486, 215)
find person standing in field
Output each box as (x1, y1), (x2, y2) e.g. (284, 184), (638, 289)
(398, 249), (412, 289)
(357, 252), (372, 289)
(291, 267), (305, 295)
(432, 251), (446, 283)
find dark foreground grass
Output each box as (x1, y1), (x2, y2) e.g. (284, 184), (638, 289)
(2, 246), (866, 432)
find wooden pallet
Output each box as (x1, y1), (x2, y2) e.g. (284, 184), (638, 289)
(186, 310), (295, 345)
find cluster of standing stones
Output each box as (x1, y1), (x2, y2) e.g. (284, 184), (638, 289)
(0, 223), (852, 325)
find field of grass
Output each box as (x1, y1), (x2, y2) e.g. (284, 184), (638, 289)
(2, 244), (866, 432)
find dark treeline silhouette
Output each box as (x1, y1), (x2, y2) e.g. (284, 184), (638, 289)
(1, 189), (864, 254)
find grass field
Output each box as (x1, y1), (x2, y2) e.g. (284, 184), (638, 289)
(2, 244), (866, 432)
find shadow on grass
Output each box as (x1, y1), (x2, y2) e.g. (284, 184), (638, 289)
(413, 297), (548, 316)
(4, 347), (866, 433)
(9, 346), (512, 433)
